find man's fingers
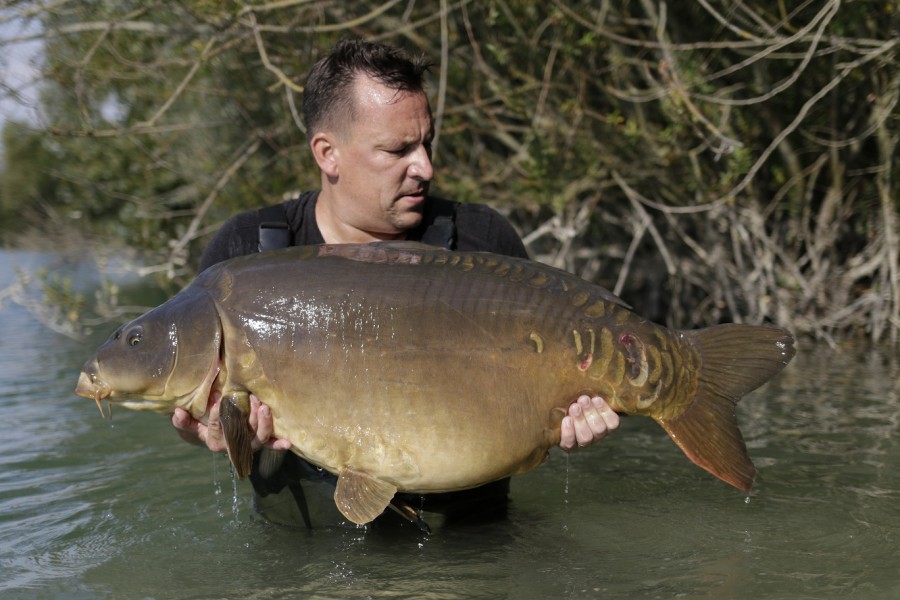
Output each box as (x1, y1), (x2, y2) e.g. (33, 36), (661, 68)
(560, 415), (577, 451)
(267, 438), (293, 451)
(562, 395), (620, 450)
(599, 397), (620, 430)
(248, 395), (260, 431)
(175, 391), (289, 454)
(171, 407), (194, 432)
(249, 394), (289, 451)
(582, 396), (620, 440)
(207, 392), (221, 421)
(201, 417), (226, 452)
(197, 393), (226, 452)
(172, 406), (225, 452)
(172, 408), (206, 447)
(572, 397), (597, 446)
(256, 403), (292, 450)
(252, 396), (275, 450)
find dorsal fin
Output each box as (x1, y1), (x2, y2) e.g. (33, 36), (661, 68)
(315, 243), (631, 310)
(316, 242), (430, 265)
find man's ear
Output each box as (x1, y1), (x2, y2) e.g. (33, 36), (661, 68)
(310, 132), (339, 178)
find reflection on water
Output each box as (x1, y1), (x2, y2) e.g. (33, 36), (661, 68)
(1, 250), (899, 599)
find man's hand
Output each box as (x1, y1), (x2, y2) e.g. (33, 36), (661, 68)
(171, 393), (291, 452)
(559, 395), (620, 451)
(174, 393), (615, 455)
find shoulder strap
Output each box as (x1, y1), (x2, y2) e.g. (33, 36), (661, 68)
(258, 203), (293, 252)
(259, 196), (456, 251)
(419, 199), (457, 249)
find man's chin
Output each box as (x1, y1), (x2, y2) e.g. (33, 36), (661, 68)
(388, 208), (424, 234)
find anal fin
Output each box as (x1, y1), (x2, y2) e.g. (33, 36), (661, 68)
(334, 467), (397, 525)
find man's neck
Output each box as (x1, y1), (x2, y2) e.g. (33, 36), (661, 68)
(314, 191), (406, 244)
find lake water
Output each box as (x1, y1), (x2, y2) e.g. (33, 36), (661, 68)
(1, 249), (898, 599)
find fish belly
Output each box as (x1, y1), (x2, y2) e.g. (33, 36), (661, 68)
(213, 250), (599, 493)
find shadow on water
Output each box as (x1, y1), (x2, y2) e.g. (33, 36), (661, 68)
(1, 250), (899, 599)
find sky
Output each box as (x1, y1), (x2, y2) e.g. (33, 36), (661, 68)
(1, 16), (44, 127)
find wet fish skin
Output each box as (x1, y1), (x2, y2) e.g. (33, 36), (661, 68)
(75, 242), (795, 525)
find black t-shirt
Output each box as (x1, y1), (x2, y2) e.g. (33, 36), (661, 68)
(198, 191), (528, 272)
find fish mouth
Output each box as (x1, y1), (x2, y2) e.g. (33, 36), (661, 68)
(75, 370), (113, 418)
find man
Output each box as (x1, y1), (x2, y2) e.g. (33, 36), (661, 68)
(172, 38), (619, 527)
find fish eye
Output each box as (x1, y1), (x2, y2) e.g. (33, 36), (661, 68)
(127, 328), (143, 347)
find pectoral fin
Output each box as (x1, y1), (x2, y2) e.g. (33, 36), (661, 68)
(334, 467), (397, 525)
(257, 447), (287, 479)
(219, 394), (254, 479)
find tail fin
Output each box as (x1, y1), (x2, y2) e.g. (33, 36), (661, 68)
(657, 324), (795, 492)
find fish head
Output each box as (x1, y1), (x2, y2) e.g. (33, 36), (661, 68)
(75, 290), (221, 417)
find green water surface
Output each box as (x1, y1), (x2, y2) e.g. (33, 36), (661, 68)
(1, 250), (897, 599)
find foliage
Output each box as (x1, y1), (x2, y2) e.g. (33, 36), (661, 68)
(0, 0), (898, 343)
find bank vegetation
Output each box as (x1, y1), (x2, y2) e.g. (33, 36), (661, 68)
(1, 1), (898, 347)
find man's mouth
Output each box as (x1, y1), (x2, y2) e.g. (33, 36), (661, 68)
(399, 190), (426, 203)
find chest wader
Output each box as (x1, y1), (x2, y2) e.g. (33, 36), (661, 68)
(252, 201), (457, 529)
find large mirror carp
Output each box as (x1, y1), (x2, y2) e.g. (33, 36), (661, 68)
(76, 242), (795, 525)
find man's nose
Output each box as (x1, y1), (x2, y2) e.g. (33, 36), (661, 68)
(408, 145), (434, 181)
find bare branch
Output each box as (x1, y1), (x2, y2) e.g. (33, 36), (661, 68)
(248, 12), (304, 94)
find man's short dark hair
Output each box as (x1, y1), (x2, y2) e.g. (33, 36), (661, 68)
(302, 38), (432, 142)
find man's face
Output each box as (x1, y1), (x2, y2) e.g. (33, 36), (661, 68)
(326, 75), (435, 238)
